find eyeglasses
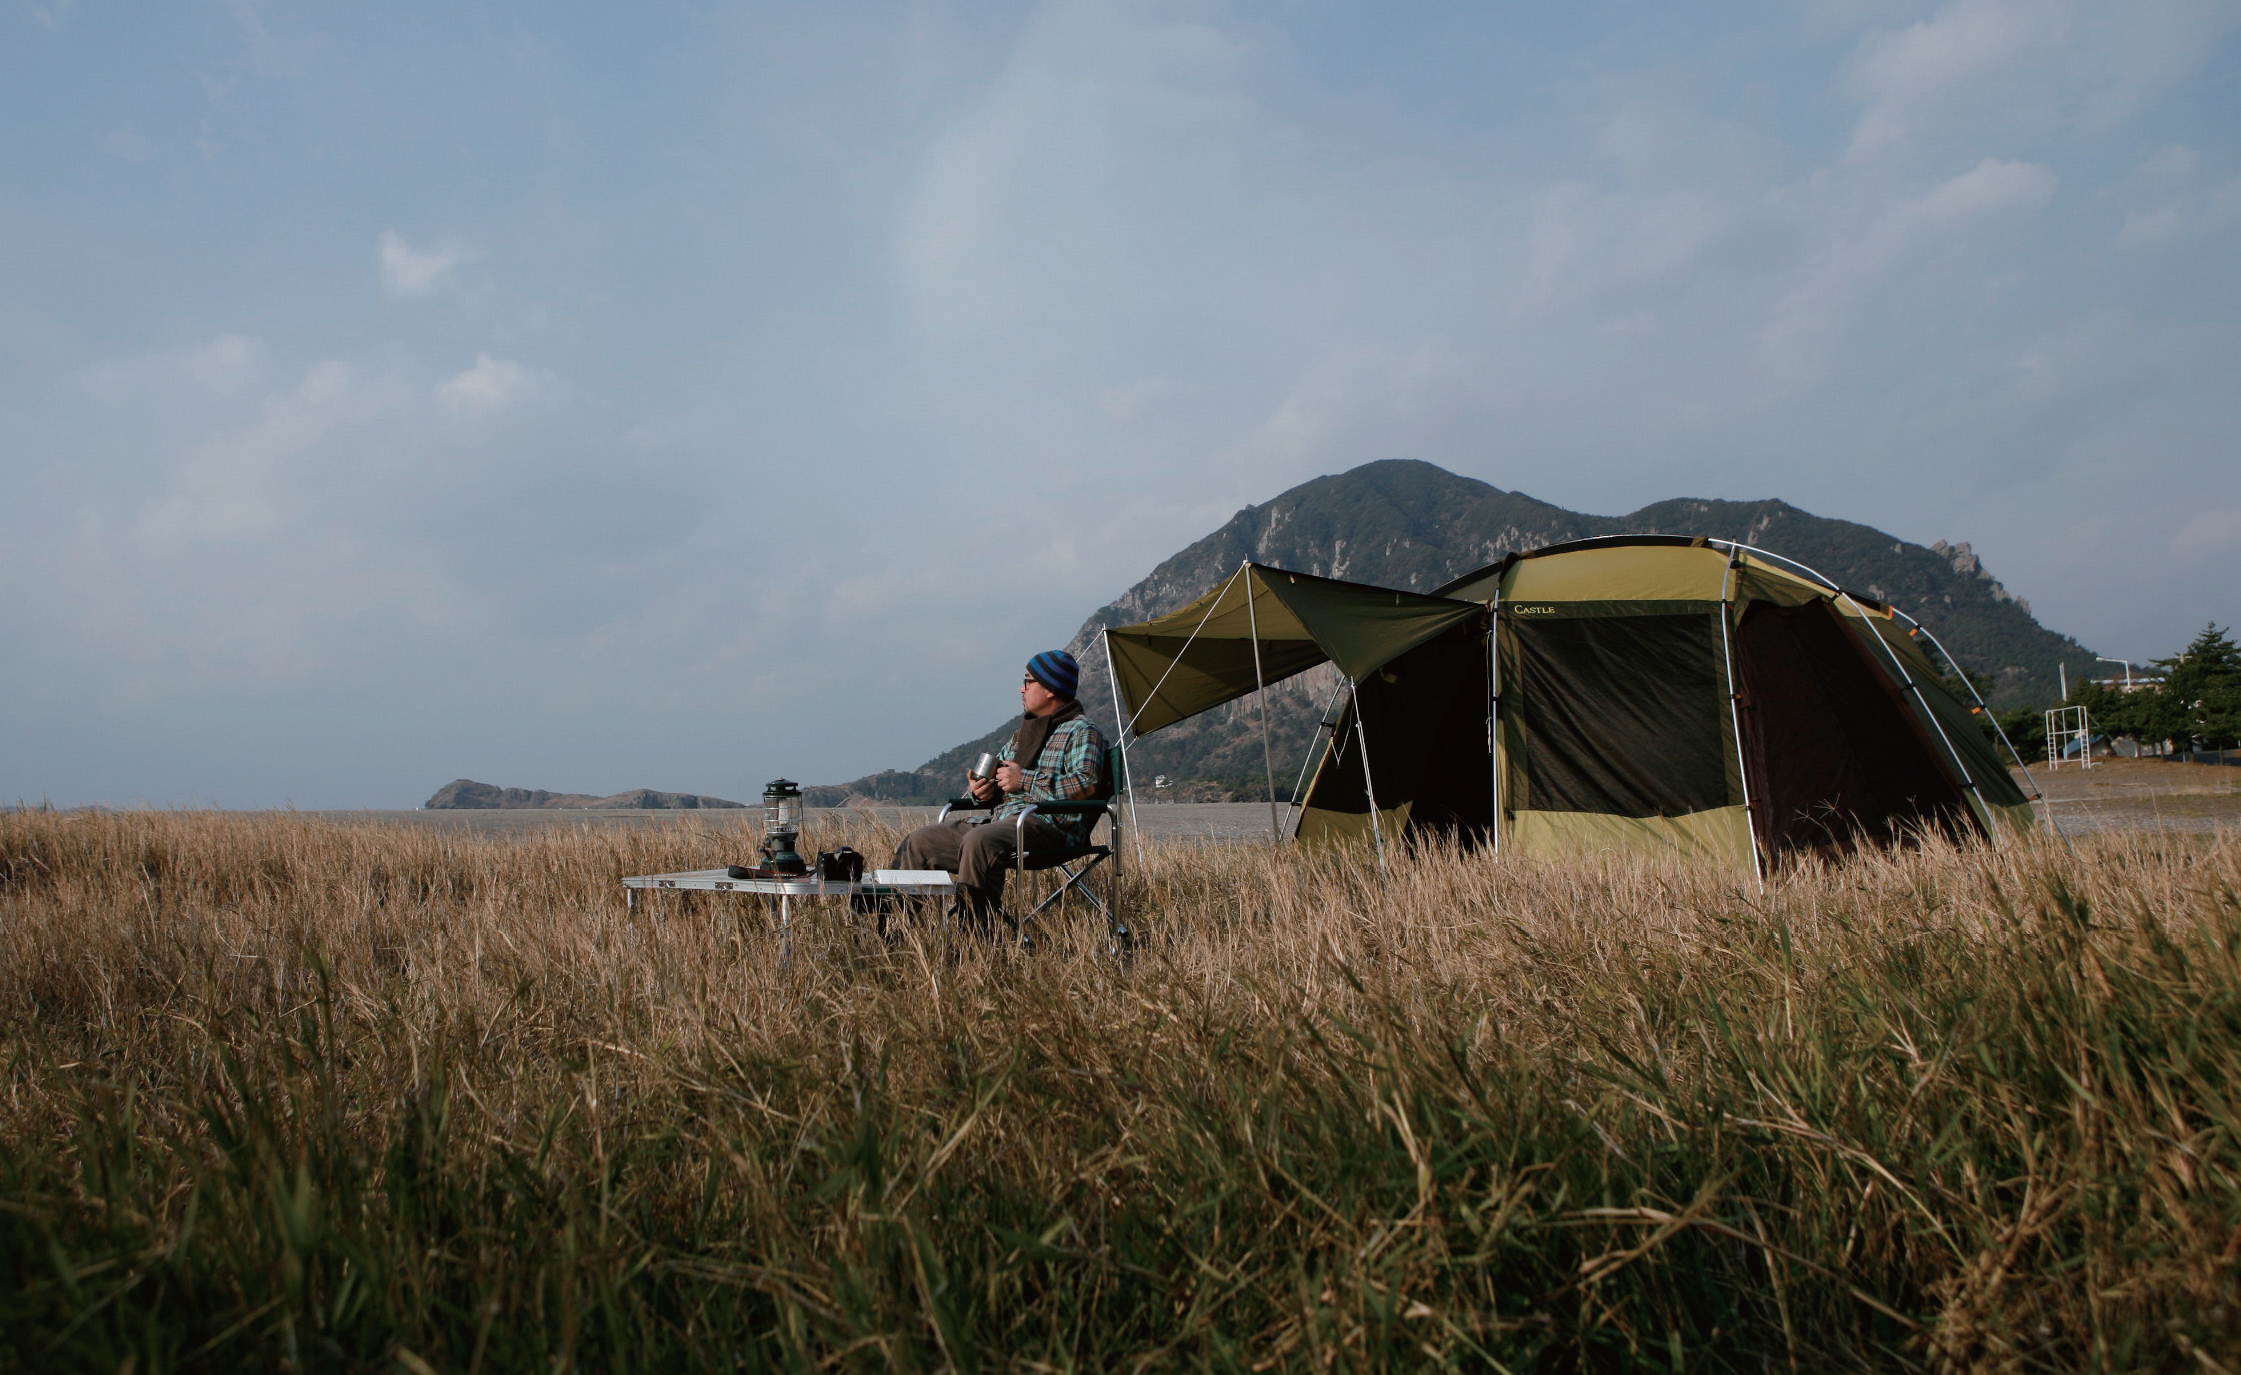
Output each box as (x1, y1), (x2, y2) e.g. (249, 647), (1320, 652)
(1022, 676), (1040, 687)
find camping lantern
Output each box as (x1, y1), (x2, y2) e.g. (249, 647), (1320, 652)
(760, 778), (807, 875)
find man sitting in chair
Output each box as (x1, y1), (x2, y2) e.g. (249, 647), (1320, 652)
(891, 650), (1109, 926)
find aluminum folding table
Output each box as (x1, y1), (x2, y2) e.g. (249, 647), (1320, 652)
(621, 868), (954, 964)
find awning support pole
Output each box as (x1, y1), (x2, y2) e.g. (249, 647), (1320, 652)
(1487, 598), (1502, 862)
(1101, 629), (1146, 870)
(1281, 673), (1351, 838)
(1354, 682), (1386, 876)
(1243, 560), (1280, 844)
(1123, 565), (1246, 737)
(1718, 547), (1768, 893)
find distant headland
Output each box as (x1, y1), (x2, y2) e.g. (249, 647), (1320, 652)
(423, 779), (745, 810)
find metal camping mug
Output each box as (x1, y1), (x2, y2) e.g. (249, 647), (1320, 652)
(969, 752), (996, 781)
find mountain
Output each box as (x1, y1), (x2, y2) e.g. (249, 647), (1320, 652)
(425, 780), (745, 810)
(807, 460), (2099, 805)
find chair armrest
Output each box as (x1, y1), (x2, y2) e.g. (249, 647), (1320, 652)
(1007, 799), (1119, 876)
(947, 798), (1105, 817)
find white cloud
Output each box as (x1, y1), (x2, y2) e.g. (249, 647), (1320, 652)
(1523, 177), (1763, 315)
(19, 336), (688, 692)
(1518, 103), (1788, 313)
(436, 354), (561, 414)
(1763, 158), (2055, 354)
(2141, 144), (2199, 180)
(1845, 0), (2065, 157)
(377, 230), (478, 297)
(1911, 155), (2058, 222)
(68, 333), (268, 403)
(2116, 176), (2241, 246)
(1223, 341), (1489, 484)
(1839, 0), (2241, 158)
(2116, 204), (2191, 245)
(2071, 0), (2241, 128)
(896, 0), (1256, 341)
(137, 359), (395, 547)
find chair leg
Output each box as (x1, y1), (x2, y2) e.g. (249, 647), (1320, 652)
(1021, 860), (1121, 955)
(1025, 865), (1079, 921)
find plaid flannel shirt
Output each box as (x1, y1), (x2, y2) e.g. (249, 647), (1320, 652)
(994, 717), (1108, 847)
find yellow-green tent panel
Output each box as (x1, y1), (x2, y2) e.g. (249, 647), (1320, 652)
(1109, 564), (1481, 737)
(1294, 800), (1413, 850)
(1509, 806), (1757, 872)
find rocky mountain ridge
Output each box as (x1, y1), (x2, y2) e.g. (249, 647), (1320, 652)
(424, 779), (745, 810)
(806, 460), (2100, 805)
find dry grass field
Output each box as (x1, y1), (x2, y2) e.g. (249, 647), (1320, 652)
(3, 807), (2239, 1372)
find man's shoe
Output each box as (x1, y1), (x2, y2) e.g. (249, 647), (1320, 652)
(957, 888), (1004, 939)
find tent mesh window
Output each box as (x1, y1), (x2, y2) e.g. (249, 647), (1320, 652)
(1507, 613), (1731, 817)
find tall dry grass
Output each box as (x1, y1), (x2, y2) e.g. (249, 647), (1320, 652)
(2, 807), (2238, 1372)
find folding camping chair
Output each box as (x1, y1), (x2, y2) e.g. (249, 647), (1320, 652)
(936, 748), (1126, 948)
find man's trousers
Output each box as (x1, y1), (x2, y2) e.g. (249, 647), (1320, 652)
(891, 814), (1071, 910)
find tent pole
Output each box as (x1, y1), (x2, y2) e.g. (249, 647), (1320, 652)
(1243, 561), (1281, 844)
(1101, 630), (1145, 871)
(1487, 598), (1501, 862)
(1353, 681), (1386, 875)
(1892, 608), (2067, 845)
(1718, 547), (1768, 893)
(1281, 673), (1351, 839)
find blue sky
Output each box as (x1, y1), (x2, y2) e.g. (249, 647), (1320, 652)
(4, 0), (2237, 807)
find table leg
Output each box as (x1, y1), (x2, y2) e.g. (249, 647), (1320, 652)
(779, 893), (793, 970)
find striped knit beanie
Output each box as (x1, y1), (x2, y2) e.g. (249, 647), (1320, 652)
(1026, 650), (1080, 701)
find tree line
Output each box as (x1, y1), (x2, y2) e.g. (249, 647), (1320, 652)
(1989, 623), (2241, 762)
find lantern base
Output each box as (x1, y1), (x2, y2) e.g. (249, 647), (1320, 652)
(761, 839), (808, 876)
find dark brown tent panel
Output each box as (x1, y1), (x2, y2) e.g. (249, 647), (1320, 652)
(1288, 617), (1494, 849)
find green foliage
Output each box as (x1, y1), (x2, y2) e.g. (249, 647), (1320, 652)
(2071, 624), (2241, 753)
(1994, 707), (2046, 762)
(2155, 624), (2241, 750)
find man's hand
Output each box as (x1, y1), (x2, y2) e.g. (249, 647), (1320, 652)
(994, 761), (1027, 794)
(967, 773), (1001, 804)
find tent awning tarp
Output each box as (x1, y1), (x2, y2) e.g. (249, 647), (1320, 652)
(1107, 564), (1482, 736)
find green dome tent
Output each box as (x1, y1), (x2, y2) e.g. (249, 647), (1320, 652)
(1103, 538), (2039, 879)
